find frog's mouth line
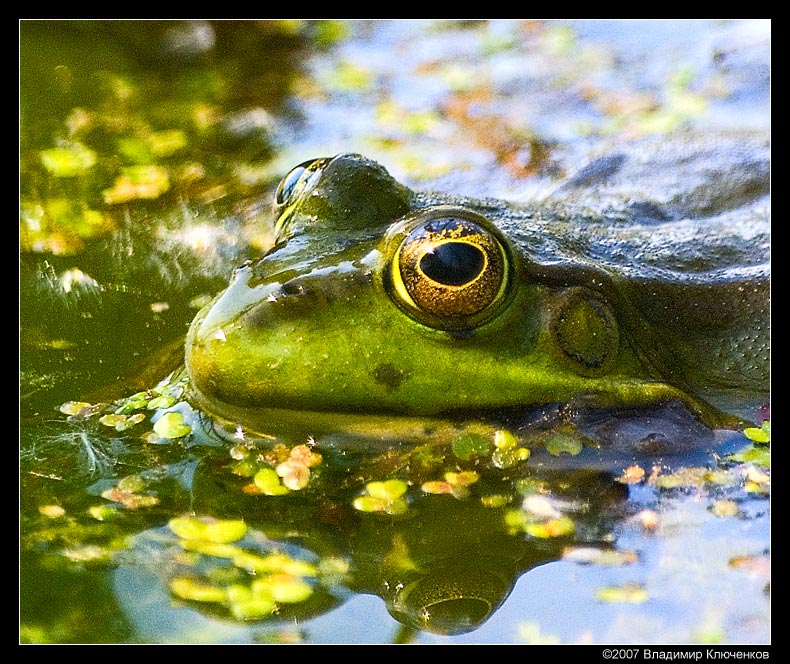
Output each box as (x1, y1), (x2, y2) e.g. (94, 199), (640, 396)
(187, 382), (501, 445)
(186, 380), (746, 454)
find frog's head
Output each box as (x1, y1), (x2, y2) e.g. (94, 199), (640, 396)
(185, 153), (735, 435)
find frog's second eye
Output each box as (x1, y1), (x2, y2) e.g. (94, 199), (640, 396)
(389, 214), (513, 330)
(273, 157), (330, 236)
(274, 161), (312, 207)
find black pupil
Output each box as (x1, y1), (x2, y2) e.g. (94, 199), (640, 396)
(420, 242), (485, 286)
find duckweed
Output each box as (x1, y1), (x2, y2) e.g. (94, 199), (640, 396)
(562, 547), (639, 566)
(728, 420), (771, 468)
(545, 432), (583, 456)
(494, 429), (518, 449)
(168, 516), (247, 543)
(253, 467), (290, 495)
(744, 420), (770, 443)
(353, 479), (409, 514)
(146, 395), (177, 410)
(710, 500), (740, 517)
(480, 494), (511, 508)
(365, 479), (408, 500)
(421, 480), (454, 495)
(231, 459), (259, 477)
(444, 471), (479, 487)
(102, 165), (170, 204)
(59, 401), (92, 416)
(649, 467), (709, 489)
(232, 552), (317, 577)
(88, 505), (118, 521)
(452, 433), (491, 460)
(504, 509), (575, 539)
(114, 393), (150, 413)
(117, 474), (146, 493)
(169, 536), (326, 620)
(524, 517), (575, 539)
(594, 584), (649, 604)
(98, 413), (128, 429)
(228, 588), (277, 620)
(254, 575), (314, 603)
(101, 487), (159, 510)
(153, 411), (192, 439)
(38, 504), (65, 519)
(169, 576), (229, 603)
(276, 460), (311, 490)
(491, 445), (530, 469)
(247, 444), (323, 495)
(421, 470), (479, 498)
(164, 518), (328, 621)
(40, 144), (97, 177)
(617, 465), (646, 484)
(728, 446), (770, 468)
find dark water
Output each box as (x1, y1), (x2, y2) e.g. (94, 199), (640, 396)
(19, 20), (770, 645)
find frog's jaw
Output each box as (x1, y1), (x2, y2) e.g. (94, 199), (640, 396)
(185, 384), (502, 445)
(186, 363), (741, 442)
(186, 266), (744, 431)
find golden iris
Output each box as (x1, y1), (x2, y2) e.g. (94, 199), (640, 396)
(389, 211), (512, 330)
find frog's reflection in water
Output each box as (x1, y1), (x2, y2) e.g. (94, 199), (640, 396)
(118, 444), (630, 638)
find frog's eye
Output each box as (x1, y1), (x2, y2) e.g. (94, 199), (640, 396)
(388, 213), (513, 330)
(273, 157), (330, 237)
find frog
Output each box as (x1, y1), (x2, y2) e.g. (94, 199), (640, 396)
(184, 130), (769, 448)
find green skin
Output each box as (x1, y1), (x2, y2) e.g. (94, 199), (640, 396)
(185, 138), (770, 440)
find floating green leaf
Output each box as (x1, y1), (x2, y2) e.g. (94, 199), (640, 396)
(59, 401), (92, 416)
(492, 445), (530, 468)
(365, 479), (408, 500)
(169, 577), (228, 603)
(168, 516), (247, 543)
(545, 433), (583, 456)
(147, 395), (177, 410)
(744, 422), (770, 443)
(728, 445), (770, 468)
(595, 584), (649, 604)
(253, 467), (290, 495)
(99, 414), (127, 428)
(149, 129), (188, 157)
(480, 494), (510, 508)
(352, 495), (389, 512)
(40, 144), (97, 177)
(153, 411), (192, 438)
(452, 433), (492, 460)
(253, 576), (314, 604)
(117, 475), (145, 493)
(103, 165), (170, 204)
(353, 479), (409, 514)
(231, 552), (317, 577)
(562, 546), (639, 566)
(229, 593), (276, 620)
(524, 516), (575, 538)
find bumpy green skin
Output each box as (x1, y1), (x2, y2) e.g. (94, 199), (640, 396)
(185, 132), (769, 432)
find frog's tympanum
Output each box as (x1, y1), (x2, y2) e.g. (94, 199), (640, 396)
(185, 132), (769, 444)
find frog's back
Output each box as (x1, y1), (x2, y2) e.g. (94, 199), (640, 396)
(434, 131), (770, 411)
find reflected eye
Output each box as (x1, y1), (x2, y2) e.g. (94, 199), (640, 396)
(388, 212), (513, 330)
(273, 157), (330, 237)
